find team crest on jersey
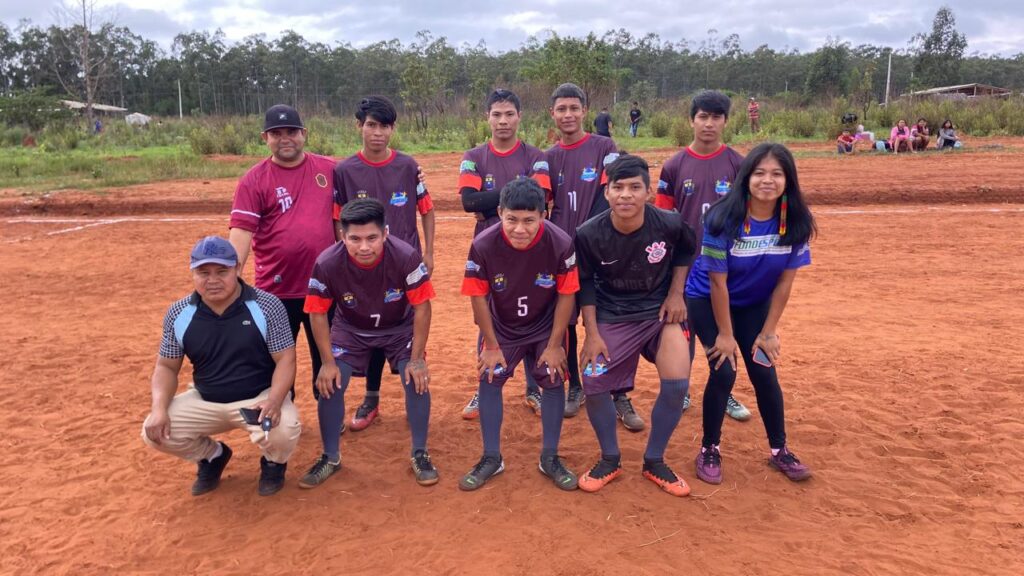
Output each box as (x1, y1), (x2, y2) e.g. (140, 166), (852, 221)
(342, 292), (358, 308)
(535, 273), (556, 289)
(645, 241), (667, 264)
(308, 278), (327, 293)
(356, 190), (369, 199)
(390, 191), (408, 207)
(714, 179), (731, 196)
(492, 273), (507, 292)
(384, 288), (404, 303)
(460, 160), (477, 173)
(580, 166), (598, 182)
(331, 345), (347, 358)
(315, 173), (329, 188)
(484, 174), (496, 191)
(465, 260), (481, 272)
(684, 179), (696, 196)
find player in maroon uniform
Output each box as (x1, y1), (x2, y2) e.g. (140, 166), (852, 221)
(458, 89), (552, 420)
(332, 96), (436, 433)
(229, 104), (339, 402)
(575, 154), (696, 497)
(546, 83), (644, 431)
(300, 199), (438, 488)
(458, 178), (579, 491)
(654, 90), (753, 422)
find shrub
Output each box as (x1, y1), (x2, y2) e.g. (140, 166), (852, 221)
(649, 112), (671, 138)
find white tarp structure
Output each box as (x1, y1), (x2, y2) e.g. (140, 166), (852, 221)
(125, 112), (152, 126)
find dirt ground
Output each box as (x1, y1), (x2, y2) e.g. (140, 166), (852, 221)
(1, 143), (1023, 575)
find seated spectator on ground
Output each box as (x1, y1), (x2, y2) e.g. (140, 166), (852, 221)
(854, 124), (875, 145)
(889, 119), (912, 154)
(911, 118), (930, 151)
(937, 120), (960, 150)
(836, 129), (856, 154)
(141, 236), (301, 498)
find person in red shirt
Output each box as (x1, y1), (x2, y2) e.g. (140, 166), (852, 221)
(229, 104), (339, 402)
(836, 129), (856, 154)
(747, 97), (761, 133)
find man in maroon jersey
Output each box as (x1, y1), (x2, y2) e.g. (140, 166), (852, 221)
(654, 90), (752, 422)
(299, 198), (438, 488)
(458, 88), (552, 420)
(458, 178), (579, 492)
(333, 96), (436, 433)
(229, 104), (338, 401)
(546, 82), (644, 431)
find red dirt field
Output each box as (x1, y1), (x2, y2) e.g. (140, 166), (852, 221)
(1, 146), (1023, 574)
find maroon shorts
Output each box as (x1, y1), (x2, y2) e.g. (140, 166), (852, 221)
(483, 337), (563, 390)
(581, 318), (665, 395)
(331, 329), (412, 375)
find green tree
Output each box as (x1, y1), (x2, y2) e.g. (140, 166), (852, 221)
(804, 39), (850, 99)
(911, 6), (968, 87)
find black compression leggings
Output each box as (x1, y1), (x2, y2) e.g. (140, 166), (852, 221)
(281, 298), (332, 397)
(687, 297), (787, 449)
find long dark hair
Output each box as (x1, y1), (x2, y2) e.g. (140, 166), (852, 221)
(705, 143), (817, 246)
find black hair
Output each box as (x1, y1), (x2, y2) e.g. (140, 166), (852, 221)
(690, 90), (732, 120)
(340, 198), (386, 231)
(917, 117), (928, 123)
(942, 119), (954, 129)
(605, 153), (650, 190)
(551, 83), (587, 107)
(486, 89), (521, 113)
(632, 101), (639, 106)
(355, 95), (397, 126)
(601, 106), (608, 111)
(704, 143), (816, 246)
(499, 177), (546, 212)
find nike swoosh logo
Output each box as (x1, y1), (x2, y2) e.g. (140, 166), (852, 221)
(600, 260), (618, 265)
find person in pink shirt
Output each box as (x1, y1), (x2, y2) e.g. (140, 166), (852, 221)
(889, 119), (912, 154)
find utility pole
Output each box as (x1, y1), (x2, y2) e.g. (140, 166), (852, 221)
(884, 51), (892, 107)
(177, 79), (183, 119)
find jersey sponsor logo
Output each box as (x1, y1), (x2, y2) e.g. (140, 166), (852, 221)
(600, 259), (619, 266)
(242, 320), (252, 326)
(356, 190), (369, 199)
(564, 253), (576, 268)
(406, 262), (429, 285)
(384, 288), (404, 303)
(602, 152), (620, 166)
(279, 112), (288, 120)
(532, 160), (549, 172)
(460, 160), (477, 173)
(308, 278), (328, 293)
(645, 241), (668, 264)
(657, 179), (669, 191)
(390, 191), (408, 207)
(535, 273), (556, 289)
(331, 345), (347, 358)
(684, 179), (695, 196)
(730, 235), (792, 257)
(492, 273), (507, 292)
(342, 292), (358, 308)
(484, 174), (496, 191)
(714, 179), (731, 196)
(580, 166), (598, 182)
(465, 260), (481, 272)
(315, 173), (329, 188)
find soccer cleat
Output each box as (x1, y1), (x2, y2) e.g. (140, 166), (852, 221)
(578, 456), (623, 493)
(695, 446), (723, 485)
(539, 454), (578, 491)
(642, 459), (690, 497)
(768, 447), (812, 482)
(349, 401), (380, 431)
(258, 457), (287, 496)
(682, 392), (691, 412)
(459, 455), (505, 491)
(298, 454), (342, 489)
(564, 385), (585, 418)
(614, 394), (646, 431)
(525, 389), (543, 417)
(462, 393), (480, 420)
(725, 394), (752, 421)
(411, 450), (440, 486)
(191, 442), (232, 496)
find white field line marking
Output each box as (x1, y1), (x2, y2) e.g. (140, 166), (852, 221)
(817, 206), (1024, 215)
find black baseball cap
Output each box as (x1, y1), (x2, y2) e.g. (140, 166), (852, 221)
(263, 104), (304, 132)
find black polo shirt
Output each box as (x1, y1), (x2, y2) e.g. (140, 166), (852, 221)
(159, 280), (294, 403)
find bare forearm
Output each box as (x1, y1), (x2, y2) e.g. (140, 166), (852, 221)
(267, 348), (296, 404)
(762, 270), (796, 335)
(421, 211), (436, 259)
(310, 313), (335, 366)
(471, 296), (500, 348)
(548, 294), (575, 348)
(228, 227), (254, 270)
(150, 361), (180, 411)
(668, 266), (688, 296)
(410, 301), (431, 360)
(709, 274), (734, 337)
(581, 304), (599, 333)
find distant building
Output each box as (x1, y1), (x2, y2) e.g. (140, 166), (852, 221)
(906, 83), (1012, 100)
(60, 100), (128, 116)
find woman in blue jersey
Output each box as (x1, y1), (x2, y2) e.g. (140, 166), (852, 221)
(685, 142), (817, 485)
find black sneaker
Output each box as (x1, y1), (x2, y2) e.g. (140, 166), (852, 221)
(191, 442), (232, 496)
(298, 454), (341, 489)
(564, 385), (585, 418)
(682, 392), (691, 412)
(614, 394), (646, 431)
(539, 454), (578, 491)
(459, 454), (505, 491)
(258, 457), (287, 497)
(411, 450), (440, 486)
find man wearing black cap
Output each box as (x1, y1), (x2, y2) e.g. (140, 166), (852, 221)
(142, 236), (302, 497)
(229, 105), (339, 401)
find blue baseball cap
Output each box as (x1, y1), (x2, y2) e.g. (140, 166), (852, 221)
(190, 236), (238, 269)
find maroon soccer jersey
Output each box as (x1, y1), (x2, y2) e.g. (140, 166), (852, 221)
(229, 153), (337, 299)
(654, 145), (744, 255)
(332, 150), (433, 252)
(461, 223), (579, 346)
(546, 133), (619, 239)
(304, 237), (435, 341)
(458, 140), (552, 235)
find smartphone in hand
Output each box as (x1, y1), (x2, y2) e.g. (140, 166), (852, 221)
(239, 407), (262, 425)
(752, 347), (772, 367)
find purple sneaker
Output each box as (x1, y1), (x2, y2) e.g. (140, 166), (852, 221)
(768, 447), (812, 482)
(695, 446), (722, 485)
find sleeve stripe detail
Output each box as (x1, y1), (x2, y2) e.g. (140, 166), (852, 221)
(417, 194), (434, 215)
(458, 174), (483, 190)
(654, 194), (676, 210)
(332, 204), (341, 221)
(531, 173), (552, 191)
(461, 277), (490, 296)
(231, 209), (261, 218)
(701, 247), (727, 260)
(407, 280), (436, 305)
(304, 295), (334, 314)
(556, 269), (580, 294)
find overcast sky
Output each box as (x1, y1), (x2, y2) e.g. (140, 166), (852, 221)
(3, 0), (1022, 56)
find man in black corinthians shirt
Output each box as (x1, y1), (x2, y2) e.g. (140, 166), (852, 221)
(574, 155), (697, 498)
